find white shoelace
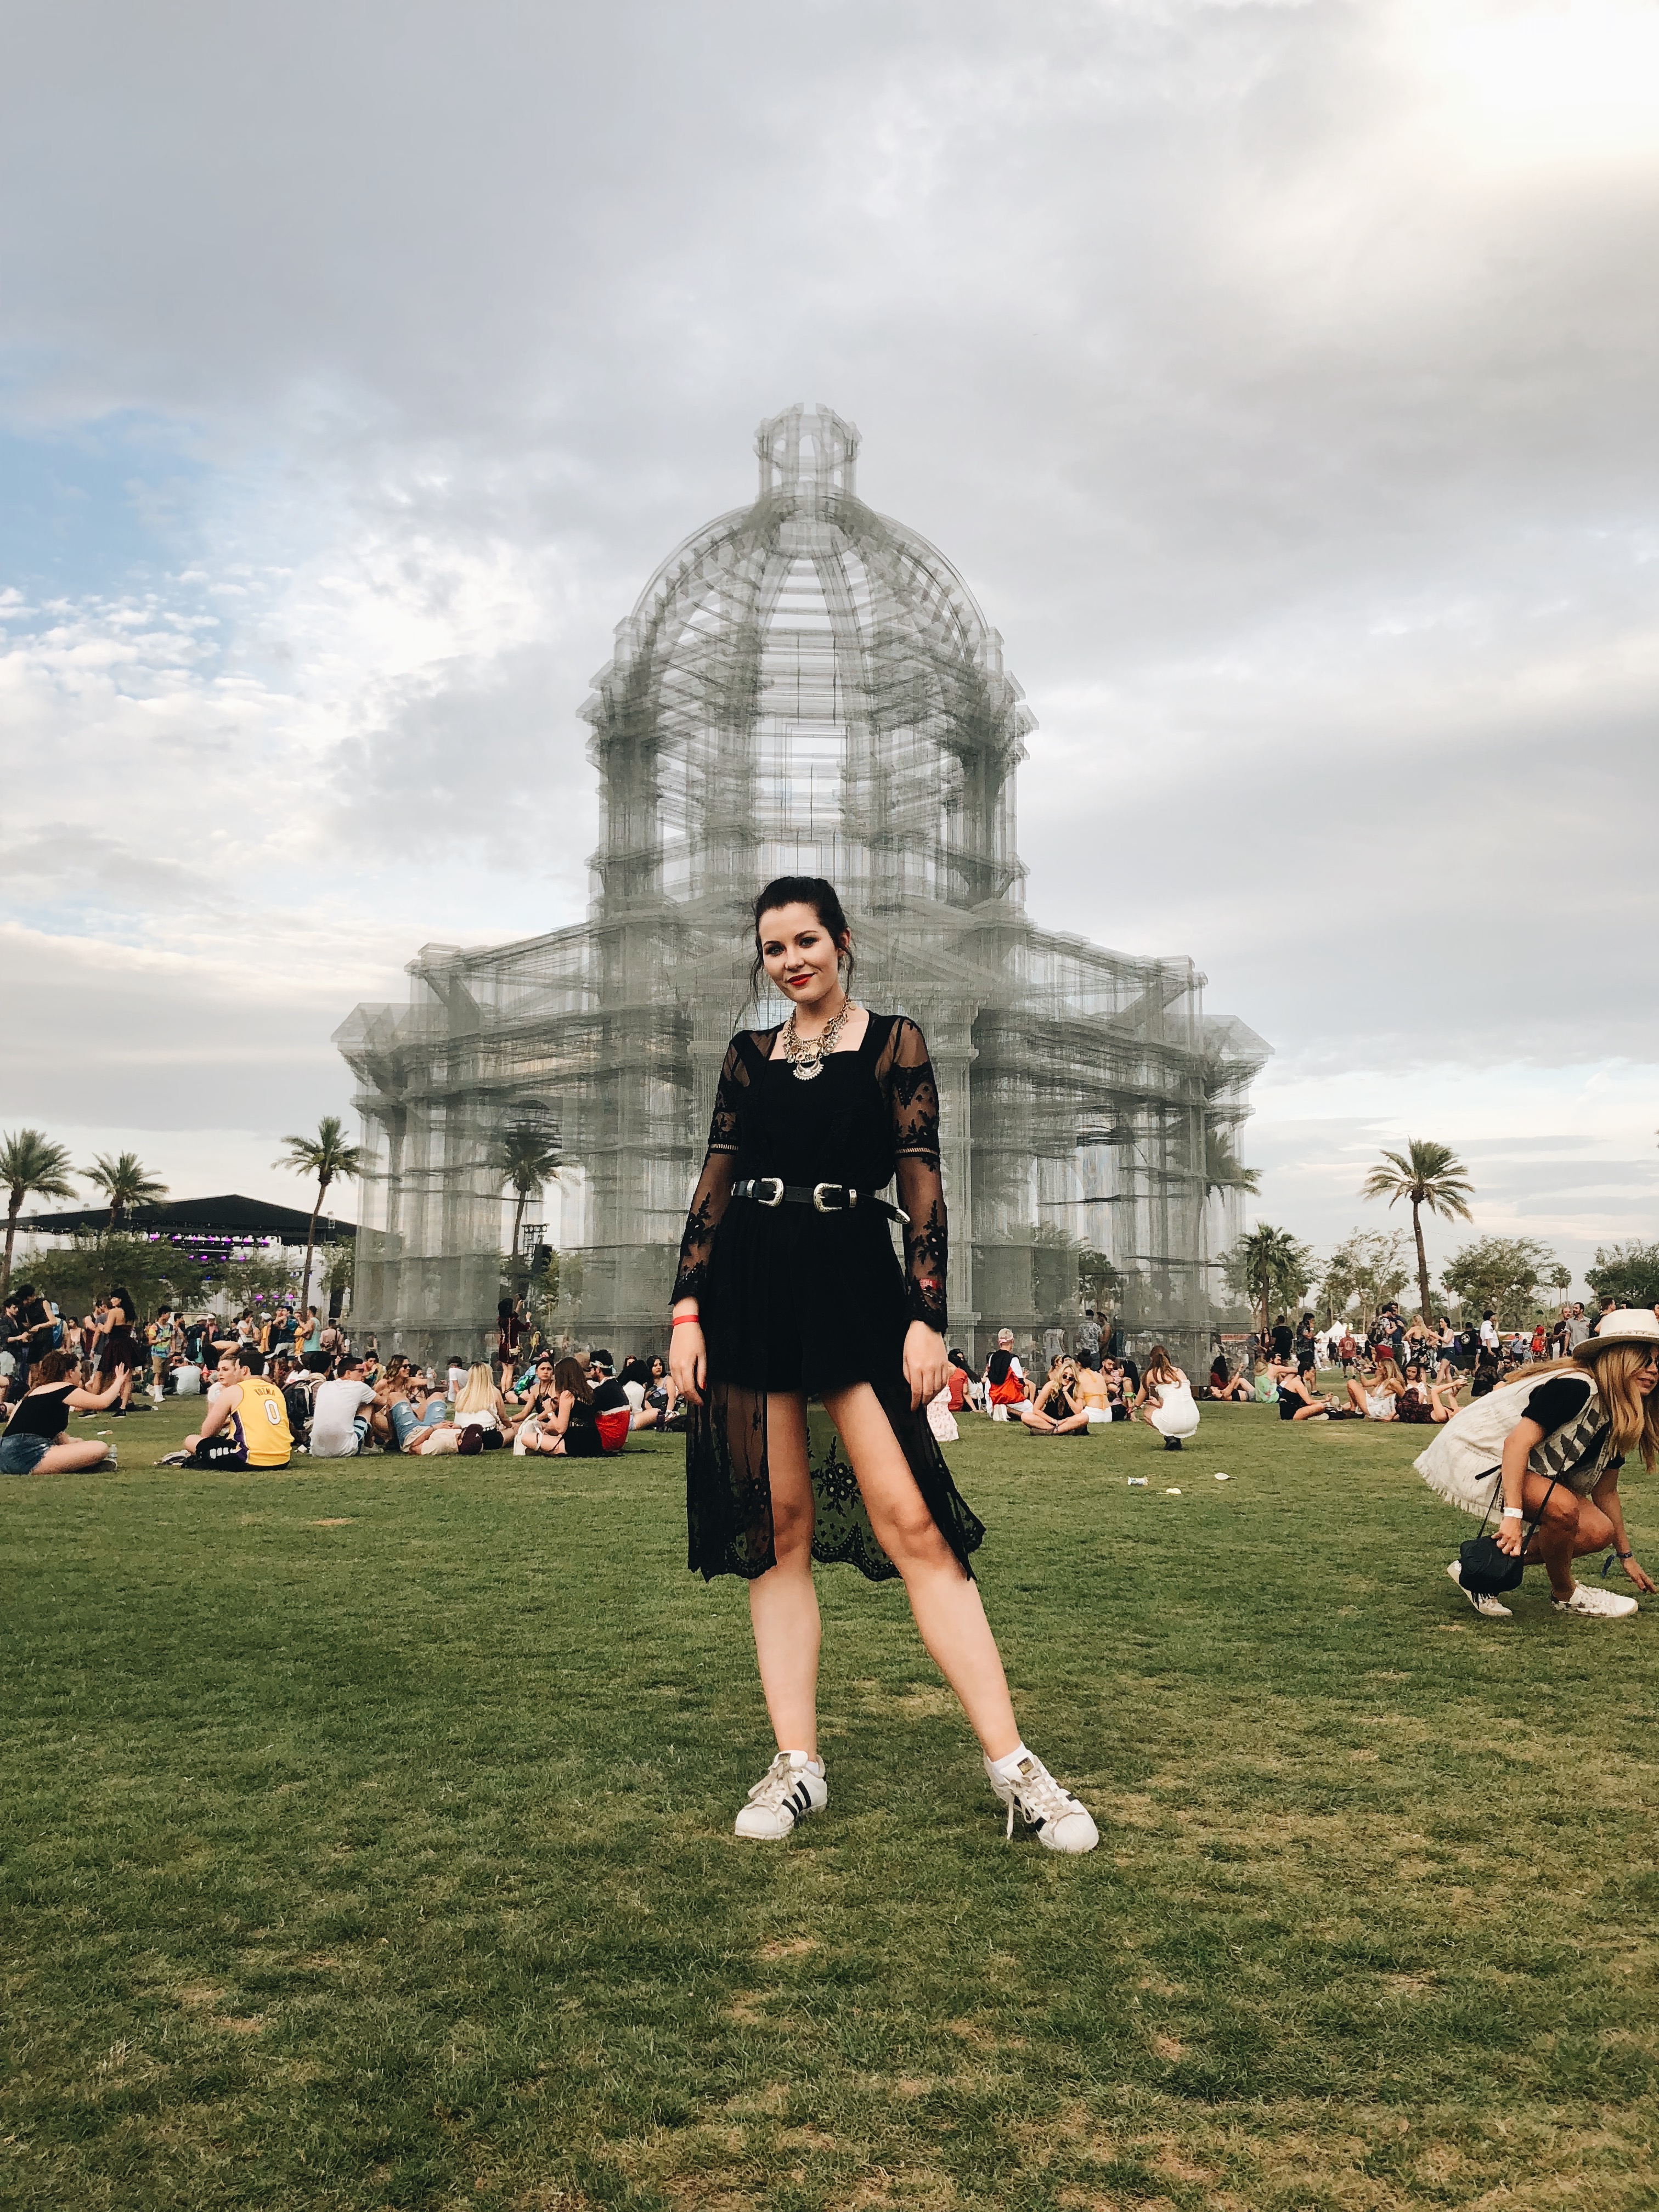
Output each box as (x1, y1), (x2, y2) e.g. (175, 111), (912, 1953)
(747, 1754), (816, 1814)
(1002, 1756), (1078, 1841)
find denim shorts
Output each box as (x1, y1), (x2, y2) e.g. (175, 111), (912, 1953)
(0, 1431), (52, 1475)
(388, 1401), (420, 1450)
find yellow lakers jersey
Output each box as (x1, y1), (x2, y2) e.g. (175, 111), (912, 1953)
(233, 1376), (293, 1466)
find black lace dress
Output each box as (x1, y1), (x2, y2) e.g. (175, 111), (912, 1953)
(672, 1013), (985, 1584)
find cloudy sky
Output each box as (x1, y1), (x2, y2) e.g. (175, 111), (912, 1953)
(3, 0), (1656, 1291)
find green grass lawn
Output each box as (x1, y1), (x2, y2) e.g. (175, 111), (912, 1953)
(3, 1394), (1656, 2210)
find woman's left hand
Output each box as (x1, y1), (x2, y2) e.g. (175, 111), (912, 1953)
(1621, 1553), (1656, 1594)
(902, 1322), (947, 1412)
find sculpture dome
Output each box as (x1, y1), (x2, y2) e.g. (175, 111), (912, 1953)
(583, 403), (1033, 917)
(340, 404), (1267, 1373)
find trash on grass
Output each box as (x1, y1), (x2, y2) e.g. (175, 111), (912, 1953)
(1165, 1486), (1182, 1494)
(1214, 1471), (1231, 1481)
(1127, 1476), (1148, 1487)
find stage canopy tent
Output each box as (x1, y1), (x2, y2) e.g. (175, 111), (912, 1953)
(19, 1194), (356, 1243)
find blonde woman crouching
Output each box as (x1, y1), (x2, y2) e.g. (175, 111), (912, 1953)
(1418, 1310), (1658, 1621)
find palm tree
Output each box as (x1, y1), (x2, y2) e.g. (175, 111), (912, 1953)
(0, 1128), (77, 1298)
(1225, 1223), (1314, 1342)
(487, 1121), (563, 1271)
(1361, 1138), (1474, 1327)
(82, 1150), (169, 1231)
(1203, 1127), (1262, 1203)
(273, 1115), (364, 1315)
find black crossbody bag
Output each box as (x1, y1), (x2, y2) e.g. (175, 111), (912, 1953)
(1459, 1468), (1560, 1596)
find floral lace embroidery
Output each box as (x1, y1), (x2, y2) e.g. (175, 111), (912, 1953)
(876, 1016), (947, 1331)
(670, 1037), (750, 1306)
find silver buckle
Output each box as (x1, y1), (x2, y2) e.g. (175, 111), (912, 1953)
(755, 1177), (785, 1208)
(812, 1182), (854, 1214)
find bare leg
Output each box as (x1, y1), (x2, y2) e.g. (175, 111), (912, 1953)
(822, 1382), (1019, 1761)
(1521, 1477), (1614, 1600)
(33, 1438), (114, 1472)
(1345, 1380), (1368, 1413)
(746, 1392), (821, 1757)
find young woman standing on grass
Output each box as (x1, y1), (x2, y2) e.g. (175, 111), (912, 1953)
(1421, 1309), (1659, 1622)
(87, 1288), (145, 1419)
(669, 876), (1098, 1854)
(0, 1350), (127, 1475)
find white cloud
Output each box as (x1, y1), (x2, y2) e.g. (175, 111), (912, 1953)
(1, 0), (1655, 1274)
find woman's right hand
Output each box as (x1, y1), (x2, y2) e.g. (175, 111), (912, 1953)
(1495, 1514), (1526, 1556)
(670, 1317), (707, 1408)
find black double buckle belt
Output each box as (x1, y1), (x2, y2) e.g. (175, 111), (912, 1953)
(732, 1177), (910, 1227)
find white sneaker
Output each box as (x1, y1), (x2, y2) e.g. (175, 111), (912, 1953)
(1553, 1582), (1639, 1620)
(733, 1751), (827, 1840)
(985, 1752), (1099, 1854)
(1447, 1560), (1513, 1620)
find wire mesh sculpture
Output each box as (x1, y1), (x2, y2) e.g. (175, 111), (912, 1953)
(335, 404), (1269, 1366)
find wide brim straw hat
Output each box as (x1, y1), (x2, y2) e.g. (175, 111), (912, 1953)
(1578, 1308), (1659, 1357)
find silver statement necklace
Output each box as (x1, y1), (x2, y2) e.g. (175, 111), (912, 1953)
(782, 998), (853, 1081)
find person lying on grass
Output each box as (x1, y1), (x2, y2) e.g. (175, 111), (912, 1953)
(1427, 1369), (1469, 1421)
(0, 1350), (127, 1476)
(409, 1362), (514, 1454)
(374, 1363), (451, 1453)
(1017, 1357), (1092, 1435)
(162, 1346), (293, 1470)
(1427, 1308), (1659, 1622)
(1396, 1361), (1461, 1425)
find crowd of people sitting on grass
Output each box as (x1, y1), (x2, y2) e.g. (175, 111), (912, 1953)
(1, 1283), (689, 1472)
(3, 1274), (1639, 1478)
(148, 1340), (678, 1467)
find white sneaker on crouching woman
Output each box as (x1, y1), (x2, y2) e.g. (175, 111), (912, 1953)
(1447, 1560), (1513, 1620)
(1553, 1582), (1639, 1620)
(734, 1750), (828, 1839)
(985, 1748), (1099, 1854)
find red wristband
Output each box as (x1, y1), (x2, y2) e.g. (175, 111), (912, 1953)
(672, 1314), (701, 1327)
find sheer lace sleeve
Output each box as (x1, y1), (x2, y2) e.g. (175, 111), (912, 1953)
(888, 1017), (947, 1335)
(670, 1037), (746, 1308)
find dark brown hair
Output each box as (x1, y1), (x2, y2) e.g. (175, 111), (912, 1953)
(33, 1349), (81, 1387)
(750, 876), (854, 998)
(552, 1356), (592, 1403)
